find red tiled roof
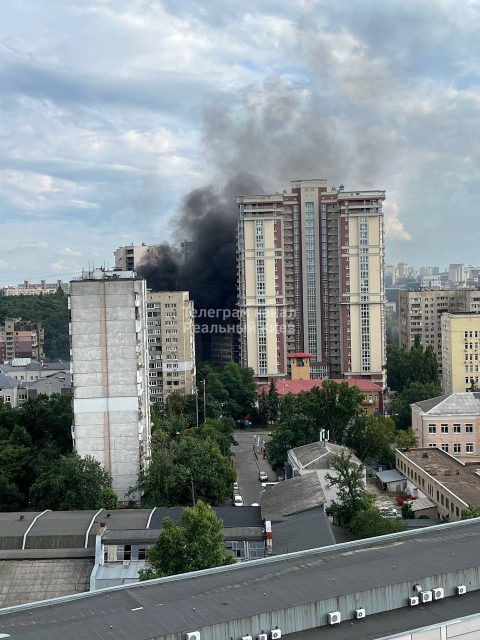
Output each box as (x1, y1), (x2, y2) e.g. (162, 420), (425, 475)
(257, 378), (382, 396)
(287, 352), (313, 359)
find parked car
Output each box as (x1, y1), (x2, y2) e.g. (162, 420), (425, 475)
(234, 495), (244, 507)
(258, 471), (268, 482)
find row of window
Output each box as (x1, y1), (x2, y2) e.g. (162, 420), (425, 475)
(428, 423), (473, 434)
(428, 442), (474, 453)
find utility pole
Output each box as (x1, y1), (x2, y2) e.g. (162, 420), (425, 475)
(190, 472), (196, 506)
(202, 379), (206, 423)
(195, 387), (199, 428)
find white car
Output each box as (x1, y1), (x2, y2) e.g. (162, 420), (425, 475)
(234, 495), (244, 507)
(258, 471), (268, 482)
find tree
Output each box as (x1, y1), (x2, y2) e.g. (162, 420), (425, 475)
(401, 502), (415, 519)
(386, 336), (439, 392)
(268, 380), (280, 423)
(195, 417), (235, 455)
(326, 452), (372, 526)
(0, 476), (23, 511)
(139, 501), (235, 580)
(461, 505), (480, 520)
(346, 415), (396, 465)
(389, 381), (443, 429)
(349, 508), (405, 538)
(395, 429), (418, 450)
(30, 454), (114, 510)
(139, 436), (235, 507)
(221, 363), (257, 419)
(257, 390), (270, 427)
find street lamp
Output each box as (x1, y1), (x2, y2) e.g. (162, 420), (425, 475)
(195, 387), (199, 429)
(202, 379), (206, 424)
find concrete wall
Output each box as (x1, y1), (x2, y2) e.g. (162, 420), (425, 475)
(382, 611), (480, 640)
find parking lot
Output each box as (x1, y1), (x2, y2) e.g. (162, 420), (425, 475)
(231, 430), (275, 506)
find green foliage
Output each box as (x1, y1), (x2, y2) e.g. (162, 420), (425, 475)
(99, 487), (119, 510)
(326, 452), (372, 526)
(0, 395), (73, 507)
(401, 502), (415, 519)
(386, 335), (439, 392)
(0, 476), (23, 512)
(461, 505), (480, 520)
(0, 290), (69, 361)
(346, 415), (396, 465)
(395, 428), (418, 449)
(139, 500), (234, 580)
(196, 417), (235, 455)
(266, 382), (363, 470)
(138, 434), (235, 507)
(257, 390), (270, 427)
(349, 508), (405, 538)
(30, 454), (113, 510)
(268, 380), (280, 423)
(389, 381), (443, 428)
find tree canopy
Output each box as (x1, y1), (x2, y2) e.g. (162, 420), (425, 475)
(139, 500), (234, 580)
(389, 381), (443, 429)
(349, 508), (405, 538)
(386, 335), (439, 392)
(326, 452), (372, 526)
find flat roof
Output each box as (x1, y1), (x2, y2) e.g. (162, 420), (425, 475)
(2, 519), (480, 639)
(398, 448), (480, 506)
(148, 506), (263, 530)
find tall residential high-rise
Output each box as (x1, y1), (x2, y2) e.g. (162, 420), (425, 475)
(146, 291), (196, 407)
(69, 269), (151, 501)
(114, 244), (160, 272)
(399, 290), (480, 376)
(236, 179), (386, 385)
(442, 312), (480, 393)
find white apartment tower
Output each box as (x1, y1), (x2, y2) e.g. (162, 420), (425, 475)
(146, 291), (196, 406)
(69, 269), (151, 501)
(237, 179), (386, 386)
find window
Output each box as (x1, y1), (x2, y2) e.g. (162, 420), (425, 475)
(453, 424), (461, 433)
(465, 424), (473, 433)
(441, 424), (448, 434)
(428, 443), (436, 448)
(466, 443), (474, 453)
(441, 443), (449, 452)
(428, 425), (436, 434)
(453, 443), (461, 454)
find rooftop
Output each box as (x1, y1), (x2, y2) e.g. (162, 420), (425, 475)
(375, 469), (406, 484)
(397, 447), (480, 506)
(291, 441), (361, 470)
(258, 378), (382, 396)
(148, 506), (263, 530)
(413, 392), (480, 415)
(260, 472), (326, 519)
(1, 519), (480, 639)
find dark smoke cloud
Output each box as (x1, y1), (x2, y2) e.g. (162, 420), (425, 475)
(137, 172), (263, 315)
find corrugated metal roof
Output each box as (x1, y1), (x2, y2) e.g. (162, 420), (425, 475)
(409, 497), (437, 512)
(375, 469), (406, 484)
(148, 506), (263, 530)
(291, 442), (362, 469)
(414, 392), (480, 415)
(261, 472), (326, 519)
(1, 520), (480, 639)
(272, 509), (335, 555)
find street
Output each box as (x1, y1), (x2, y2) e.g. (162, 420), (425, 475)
(232, 430), (274, 506)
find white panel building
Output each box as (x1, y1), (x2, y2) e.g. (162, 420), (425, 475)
(69, 269), (151, 502)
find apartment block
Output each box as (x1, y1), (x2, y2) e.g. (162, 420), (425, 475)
(442, 312), (480, 393)
(412, 393), (480, 460)
(69, 269), (151, 501)
(399, 289), (480, 375)
(146, 291), (196, 407)
(114, 244), (160, 272)
(0, 280), (68, 296)
(0, 318), (44, 363)
(237, 180), (386, 385)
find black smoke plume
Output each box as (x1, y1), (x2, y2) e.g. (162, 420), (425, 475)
(137, 172), (263, 317)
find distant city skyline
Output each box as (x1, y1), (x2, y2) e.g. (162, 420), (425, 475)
(2, 1), (480, 286)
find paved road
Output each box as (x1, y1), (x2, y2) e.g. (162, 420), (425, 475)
(232, 430), (274, 506)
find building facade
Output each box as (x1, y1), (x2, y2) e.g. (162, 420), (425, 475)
(114, 244), (160, 272)
(146, 291), (196, 407)
(237, 179), (386, 385)
(399, 289), (480, 376)
(69, 269), (151, 501)
(0, 318), (44, 363)
(411, 393), (480, 460)
(0, 280), (68, 296)
(442, 312), (480, 393)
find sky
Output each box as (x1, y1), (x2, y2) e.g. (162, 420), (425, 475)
(1, 0), (480, 286)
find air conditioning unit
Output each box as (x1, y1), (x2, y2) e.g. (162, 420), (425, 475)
(258, 634), (268, 640)
(457, 585), (467, 595)
(409, 596), (420, 606)
(433, 587), (444, 600)
(421, 591), (433, 603)
(355, 608), (366, 619)
(185, 633), (200, 640)
(328, 611), (341, 625)
(271, 631), (282, 640)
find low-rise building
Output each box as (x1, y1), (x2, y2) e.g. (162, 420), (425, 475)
(0, 280), (68, 296)
(0, 358), (70, 382)
(0, 373), (27, 407)
(258, 378), (383, 415)
(411, 393), (480, 460)
(396, 447), (480, 520)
